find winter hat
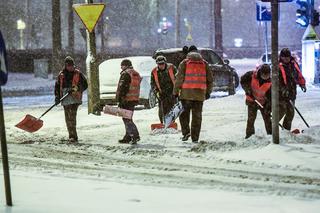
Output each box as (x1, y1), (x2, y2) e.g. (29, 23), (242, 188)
(259, 64), (271, 74)
(121, 59), (132, 67)
(280, 48), (291, 57)
(64, 56), (74, 65)
(182, 46), (189, 54)
(156, 55), (166, 64)
(188, 45), (198, 53)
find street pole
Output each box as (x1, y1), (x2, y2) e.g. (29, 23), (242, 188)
(0, 87), (12, 206)
(209, 0), (214, 49)
(86, 0), (100, 115)
(156, 0), (160, 48)
(175, 0), (181, 47)
(99, 0), (105, 52)
(214, 0), (223, 56)
(264, 21), (268, 63)
(271, 0), (279, 144)
(68, 0), (75, 54)
(52, 0), (62, 78)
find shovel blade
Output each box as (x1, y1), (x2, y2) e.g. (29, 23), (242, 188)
(15, 114), (43, 133)
(151, 122), (178, 130)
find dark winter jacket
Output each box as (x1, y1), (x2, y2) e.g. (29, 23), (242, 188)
(278, 58), (305, 101)
(150, 63), (177, 100)
(54, 68), (88, 105)
(116, 66), (139, 108)
(173, 52), (213, 101)
(240, 70), (271, 108)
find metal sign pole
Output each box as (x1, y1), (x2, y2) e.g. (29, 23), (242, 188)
(0, 87), (12, 206)
(271, 0), (279, 144)
(264, 21), (269, 63)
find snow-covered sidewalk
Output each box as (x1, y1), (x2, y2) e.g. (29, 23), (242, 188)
(1, 171), (319, 213)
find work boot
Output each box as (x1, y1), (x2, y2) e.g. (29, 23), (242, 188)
(245, 133), (253, 139)
(181, 133), (191, 141)
(118, 135), (131, 144)
(130, 136), (140, 145)
(68, 138), (78, 143)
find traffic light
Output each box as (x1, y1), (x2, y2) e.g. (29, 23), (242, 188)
(296, 0), (310, 27)
(311, 10), (320, 26)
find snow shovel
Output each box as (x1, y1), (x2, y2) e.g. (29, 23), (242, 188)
(15, 92), (70, 133)
(254, 100), (285, 130)
(151, 99), (178, 130)
(289, 100), (310, 128)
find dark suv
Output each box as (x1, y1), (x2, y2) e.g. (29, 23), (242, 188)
(153, 47), (239, 95)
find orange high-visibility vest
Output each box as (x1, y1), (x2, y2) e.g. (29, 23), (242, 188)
(246, 71), (271, 105)
(59, 69), (82, 101)
(181, 60), (207, 90)
(124, 69), (141, 102)
(152, 64), (175, 93)
(279, 61), (305, 86)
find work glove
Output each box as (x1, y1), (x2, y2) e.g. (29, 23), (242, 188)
(55, 97), (60, 105)
(72, 85), (79, 92)
(300, 85), (307, 93)
(245, 89), (253, 99)
(205, 93), (211, 100)
(281, 88), (290, 98)
(173, 93), (179, 100)
(156, 91), (161, 100)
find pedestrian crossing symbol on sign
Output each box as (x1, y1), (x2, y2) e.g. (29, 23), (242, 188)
(73, 3), (105, 33)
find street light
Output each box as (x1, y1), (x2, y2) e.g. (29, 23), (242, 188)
(184, 18), (192, 41)
(17, 19), (26, 49)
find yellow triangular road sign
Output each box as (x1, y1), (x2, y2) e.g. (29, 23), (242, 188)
(73, 3), (105, 33)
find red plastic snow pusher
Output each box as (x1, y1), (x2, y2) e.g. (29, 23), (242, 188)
(15, 92), (70, 133)
(151, 101), (177, 130)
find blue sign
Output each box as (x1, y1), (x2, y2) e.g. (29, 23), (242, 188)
(256, 3), (272, 21)
(0, 30), (8, 86)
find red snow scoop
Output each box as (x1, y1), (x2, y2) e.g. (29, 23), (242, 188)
(150, 100), (177, 130)
(15, 92), (70, 133)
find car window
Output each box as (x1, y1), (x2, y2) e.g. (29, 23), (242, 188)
(262, 53), (271, 63)
(200, 50), (223, 65)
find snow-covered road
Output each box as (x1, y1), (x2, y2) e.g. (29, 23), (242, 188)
(1, 59), (320, 212)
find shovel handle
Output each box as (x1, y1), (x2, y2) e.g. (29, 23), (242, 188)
(38, 92), (70, 119)
(289, 100), (310, 128)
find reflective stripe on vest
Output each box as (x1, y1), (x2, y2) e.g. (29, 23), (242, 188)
(181, 60), (207, 90)
(125, 69), (141, 101)
(59, 69), (82, 101)
(152, 65), (175, 93)
(246, 71), (271, 105)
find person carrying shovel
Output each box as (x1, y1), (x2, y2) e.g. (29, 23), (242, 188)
(278, 48), (306, 131)
(240, 64), (272, 139)
(54, 56), (88, 143)
(151, 55), (177, 124)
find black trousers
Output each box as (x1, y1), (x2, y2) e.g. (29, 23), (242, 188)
(279, 100), (295, 130)
(158, 96), (176, 123)
(246, 102), (272, 137)
(121, 104), (139, 139)
(179, 100), (203, 142)
(63, 104), (79, 140)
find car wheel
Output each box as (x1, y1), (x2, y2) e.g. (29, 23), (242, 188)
(228, 74), (236, 96)
(233, 71), (239, 88)
(144, 90), (157, 109)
